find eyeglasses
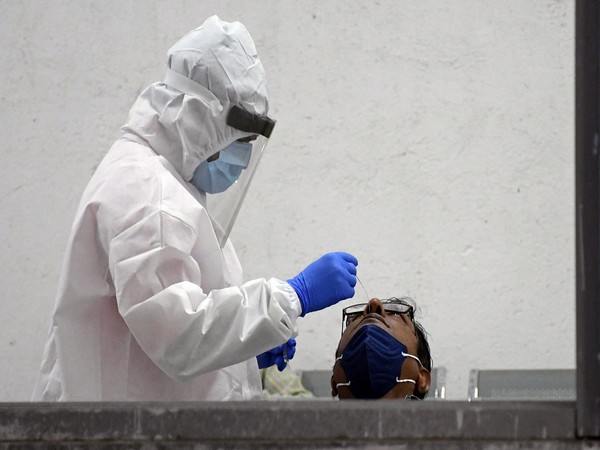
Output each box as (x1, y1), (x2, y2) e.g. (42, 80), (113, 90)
(341, 298), (415, 335)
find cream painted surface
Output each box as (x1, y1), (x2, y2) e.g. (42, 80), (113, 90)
(0, 0), (574, 400)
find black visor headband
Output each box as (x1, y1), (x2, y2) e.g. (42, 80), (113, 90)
(227, 105), (276, 138)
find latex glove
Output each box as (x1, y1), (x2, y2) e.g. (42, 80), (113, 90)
(288, 252), (358, 316)
(256, 338), (297, 371)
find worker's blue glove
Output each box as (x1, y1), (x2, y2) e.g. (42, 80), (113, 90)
(288, 252), (358, 316)
(256, 338), (297, 372)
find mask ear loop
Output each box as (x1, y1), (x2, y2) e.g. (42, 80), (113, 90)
(396, 352), (423, 384)
(334, 355), (351, 389)
(402, 352), (424, 369)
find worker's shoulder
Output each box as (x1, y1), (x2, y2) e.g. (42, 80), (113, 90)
(100, 139), (164, 180)
(82, 147), (159, 209)
(86, 140), (208, 233)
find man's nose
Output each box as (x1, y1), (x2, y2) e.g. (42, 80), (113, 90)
(364, 298), (385, 315)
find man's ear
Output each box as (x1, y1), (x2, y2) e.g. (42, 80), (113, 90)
(416, 368), (431, 395)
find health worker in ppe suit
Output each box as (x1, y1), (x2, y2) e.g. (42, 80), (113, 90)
(32, 16), (358, 402)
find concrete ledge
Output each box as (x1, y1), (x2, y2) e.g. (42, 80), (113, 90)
(0, 400), (597, 448)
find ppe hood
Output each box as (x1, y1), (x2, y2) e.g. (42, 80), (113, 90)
(120, 16), (276, 246)
(121, 15), (271, 181)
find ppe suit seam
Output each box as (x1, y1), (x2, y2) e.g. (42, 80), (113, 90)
(155, 154), (197, 247)
(158, 209), (198, 246)
(159, 168), (164, 248)
(107, 209), (197, 284)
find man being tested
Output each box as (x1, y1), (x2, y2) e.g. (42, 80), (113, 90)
(32, 16), (357, 401)
(331, 297), (431, 400)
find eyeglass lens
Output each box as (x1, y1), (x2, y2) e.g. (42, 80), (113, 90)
(343, 302), (413, 329)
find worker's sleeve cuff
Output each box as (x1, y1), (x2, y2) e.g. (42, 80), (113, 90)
(268, 278), (302, 324)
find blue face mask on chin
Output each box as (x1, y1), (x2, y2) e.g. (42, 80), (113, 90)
(191, 140), (252, 194)
(338, 324), (422, 399)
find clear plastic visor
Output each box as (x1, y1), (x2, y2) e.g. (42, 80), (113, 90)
(207, 133), (270, 247)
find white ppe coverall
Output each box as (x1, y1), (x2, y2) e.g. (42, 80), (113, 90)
(32, 16), (301, 401)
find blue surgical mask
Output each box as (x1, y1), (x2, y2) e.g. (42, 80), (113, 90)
(191, 140), (252, 194)
(337, 325), (422, 399)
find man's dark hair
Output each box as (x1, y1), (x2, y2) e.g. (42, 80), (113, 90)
(413, 319), (432, 399)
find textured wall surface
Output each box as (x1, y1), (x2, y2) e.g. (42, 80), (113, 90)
(0, 0), (574, 400)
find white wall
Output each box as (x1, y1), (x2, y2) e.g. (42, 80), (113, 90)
(0, 0), (574, 400)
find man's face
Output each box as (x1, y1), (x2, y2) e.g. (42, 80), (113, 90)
(331, 298), (430, 399)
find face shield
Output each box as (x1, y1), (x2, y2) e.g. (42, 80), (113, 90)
(207, 105), (275, 247)
(163, 68), (275, 247)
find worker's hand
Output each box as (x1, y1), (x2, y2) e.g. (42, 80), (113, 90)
(256, 338), (297, 372)
(288, 252), (358, 316)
